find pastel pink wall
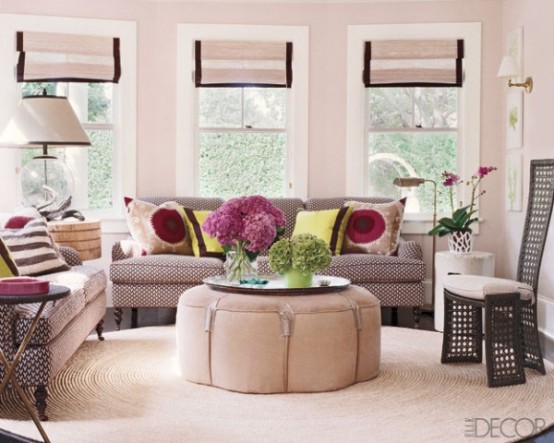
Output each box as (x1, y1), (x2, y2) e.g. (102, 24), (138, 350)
(0, 0), (512, 307)
(501, 0), (554, 311)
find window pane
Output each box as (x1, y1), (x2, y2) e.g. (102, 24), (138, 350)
(199, 88), (242, 127)
(87, 83), (113, 123)
(244, 88), (286, 128)
(368, 88), (412, 128)
(21, 82), (57, 97)
(368, 132), (457, 214)
(414, 88), (457, 128)
(86, 129), (113, 210)
(199, 132), (286, 198)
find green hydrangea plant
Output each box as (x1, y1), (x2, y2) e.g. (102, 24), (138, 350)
(268, 233), (332, 275)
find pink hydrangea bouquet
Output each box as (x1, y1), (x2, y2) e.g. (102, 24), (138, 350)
(202, 195), (286, 281)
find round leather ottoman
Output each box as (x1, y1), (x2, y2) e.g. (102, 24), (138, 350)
(176, 284), (381, 393)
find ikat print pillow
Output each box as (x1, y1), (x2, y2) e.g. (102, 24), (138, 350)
(124, 197), (193, 256)
(342, 198), (406, 255)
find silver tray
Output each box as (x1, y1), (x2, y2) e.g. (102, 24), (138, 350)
(203, 275), (351, 295)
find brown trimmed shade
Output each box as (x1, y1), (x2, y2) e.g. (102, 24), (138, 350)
(195, 40), (292, 88)
(16, 31), (121, 83)
(364, 39), (464, 87)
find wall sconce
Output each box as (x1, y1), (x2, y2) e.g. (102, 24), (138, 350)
(393, 176), (437, 311)
(497, 55), (533, 93)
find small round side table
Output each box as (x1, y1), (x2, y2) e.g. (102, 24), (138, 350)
(434, 251), (495, 332)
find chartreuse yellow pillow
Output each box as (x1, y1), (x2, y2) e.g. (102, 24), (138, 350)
(182, 208), (224, 258)
(0, 236), (19, 277)
(291, 207), (353, 255)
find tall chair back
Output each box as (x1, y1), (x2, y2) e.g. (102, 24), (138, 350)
(516, 159), (554, 293)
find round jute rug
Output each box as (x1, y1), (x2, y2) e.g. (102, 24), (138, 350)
(0, 326), (552, 443)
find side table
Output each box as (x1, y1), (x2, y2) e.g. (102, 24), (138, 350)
(434, 251), (495, 332)
(48, 219), (101, 261)
(0, 285), (70, 443)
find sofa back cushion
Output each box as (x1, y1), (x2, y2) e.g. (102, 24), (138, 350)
(138, 197), (224, 211)
(267, 198), (305, 239)
(305, 197), (393, 211)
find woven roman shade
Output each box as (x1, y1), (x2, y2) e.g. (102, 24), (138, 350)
(364, 39), (464, 87)
(16, 31), (121, 83)
(195, 40), (292, 88)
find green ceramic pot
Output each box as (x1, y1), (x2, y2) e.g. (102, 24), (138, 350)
(284, 268), (313, 288)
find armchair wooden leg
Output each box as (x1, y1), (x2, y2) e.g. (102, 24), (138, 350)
(95, 319), (105, 341)
(413, 307), (421, 329)
(114, 308), (123, 331)
(131, 308), (138, 329)
(34, 385), (48, 421)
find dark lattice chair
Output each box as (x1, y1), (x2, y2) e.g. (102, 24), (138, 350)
(441, 159), (554, 387)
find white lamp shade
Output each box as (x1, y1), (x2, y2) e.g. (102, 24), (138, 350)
(0, 95), (90, 148)
(497, 55), (520, 78)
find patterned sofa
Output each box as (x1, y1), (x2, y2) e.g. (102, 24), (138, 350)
(0, 247), (107, 421)
(110, 197), (425, 329)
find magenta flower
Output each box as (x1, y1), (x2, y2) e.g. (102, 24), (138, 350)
(442, 171), (461, 187)
(475, 166), (497, 178)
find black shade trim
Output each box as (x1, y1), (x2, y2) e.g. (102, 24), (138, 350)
(113, 37), (121, 83)
(18, 77), (118, 84)
(195, 40), (202, 87)
(25, 141), (91, 146)
(363, 42), (371, 86)
(367, 82), (463, 88)
(197, 83), (288, 89)
(286, 42), (293, 88)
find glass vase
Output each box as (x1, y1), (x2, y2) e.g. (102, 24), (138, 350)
(224, 243), (257, 283)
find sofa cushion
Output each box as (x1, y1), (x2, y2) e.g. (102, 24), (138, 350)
(110, 255), (225, 285)
(0, 236), (19, 277)
(40, 265), (108, 303)
(325, 254), (425, 283)
(292, 207), (352, 255)
(0, 218), (70, 276)
(342, 199), (406, 256)
(182, 209), (224, 258)
(125, 198), (193, 256)
(257, 254), (424, 283)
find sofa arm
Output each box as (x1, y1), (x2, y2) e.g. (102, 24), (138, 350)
(397, 239), (423, 261)
(112, 239), (143, 261)
(58, 246), (83, 266)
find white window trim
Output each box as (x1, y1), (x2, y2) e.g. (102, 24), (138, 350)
(0, 14), (137, 234)
(346, 23), (481, 234)
(176, 24), (309, 199)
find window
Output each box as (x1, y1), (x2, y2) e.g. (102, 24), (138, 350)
(346, 23), (481, 233)
(21, 82), (115, 211)
(197, 87), (287, 198)
(176, 24), (309, 199)
(0, 14), (136, 231)
(366, 87), (458, 216)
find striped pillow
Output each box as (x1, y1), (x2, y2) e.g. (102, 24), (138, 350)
(0, 236), (19, 277)
(0, 218), (70, 276)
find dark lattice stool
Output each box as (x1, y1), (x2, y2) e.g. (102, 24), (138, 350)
(441, 159), (554, 387)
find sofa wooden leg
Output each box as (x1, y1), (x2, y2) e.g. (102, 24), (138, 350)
(413, 307), (421, 329)
(131, 308), (138, 329)
(95, 319), (105, 341)
(34, 385), (48, 421)
(114, 308), (123, 331)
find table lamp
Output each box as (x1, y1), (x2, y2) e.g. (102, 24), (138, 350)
(0, 92), (91, 216)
